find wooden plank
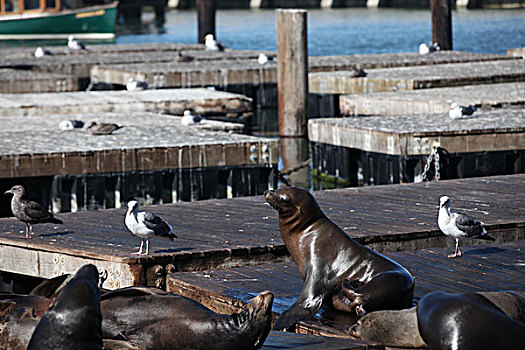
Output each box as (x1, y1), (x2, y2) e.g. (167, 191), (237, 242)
(309, 59), (525, 94)
(340, 82), (525, 116)
(262, 331), (381, 349)
(0, 111), (277, 178)
(0, 69), (79, 93)
(308, 109), (525, 155)
(0, 88), (252, 117)
(0, 174), (524, 291)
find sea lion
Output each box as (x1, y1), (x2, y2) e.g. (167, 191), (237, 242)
(101, 287), (273, 350)
(348, 307), (425, 348)
(264, 187), (414, 330)
(27, 264), (102, 350)
(417, 291), (525, 350)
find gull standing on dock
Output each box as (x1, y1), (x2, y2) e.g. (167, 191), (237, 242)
(125, 200), (176, 255)
(4, 185), (63, 239)
(181, 109), (202, 125)
(87, 122), (123, 135)
(438, 196), (494, 258)
(126, 78), (149, 91)
(204, 34), (225, 51)
(449, 103), (477, 119)
(68, 35), (86, 50)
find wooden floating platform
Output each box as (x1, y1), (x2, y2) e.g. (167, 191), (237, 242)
(0, 88), (252, 117)
(308, 109), (525, 156)
(261, 331), (378, 349)
(91, 52), (514, 88)
(0, 174), (523, 291)
(507, 47), (525, 58)
(0, 111), (276, 179)
(166, 240), (525, 339)
(339, 82), (525, 116)
(309, 59), (525, 94)
(0, 68), (79, 94)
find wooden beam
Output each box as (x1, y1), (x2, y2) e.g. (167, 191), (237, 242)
(430, 0), (453, 50)
(196, 0), (216, 44)
(276, 9), (308, 137)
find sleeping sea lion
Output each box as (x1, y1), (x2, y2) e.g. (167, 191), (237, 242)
(101, 287), (274, 350)
(264, 187), (414, 330)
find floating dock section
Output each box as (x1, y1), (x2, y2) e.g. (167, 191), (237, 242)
(308, 109), (525, 185)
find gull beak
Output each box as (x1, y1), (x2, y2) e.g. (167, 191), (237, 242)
(4, 190), (11, 195)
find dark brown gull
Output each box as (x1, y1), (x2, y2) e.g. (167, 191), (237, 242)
(4, 185), (63, 239)
(87, 122), (123, 135)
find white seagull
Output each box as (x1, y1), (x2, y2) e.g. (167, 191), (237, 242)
(257, 53), (275, 65)
(34, 47), (52, 58)
(125, 200), (176, 255)
(126, 77), (149, 91)
(449, 103), (477, 119)
(418, 42), (440, 55)
(204, 34), (225, 51)
(437, 196), (495, 258)
(59, 119), (84, 130)
(181, 109), (202, 125)
(68, 35), (86, 50)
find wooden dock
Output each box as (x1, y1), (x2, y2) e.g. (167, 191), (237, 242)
(0, 174), (523, 291)
(309, 109), (525, 184)
(0, 88), (252, 117)
(339, 82), (525, 116)
(0, 69), (79, 94)
(166, 240), (525, 339)
(508, 47), (525, 58)
(309, 59), (525, 94)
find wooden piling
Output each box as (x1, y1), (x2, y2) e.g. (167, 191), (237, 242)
(430, 0), (453, 50)
(276, 9), (308, 137)
(197, 0), (216, 44)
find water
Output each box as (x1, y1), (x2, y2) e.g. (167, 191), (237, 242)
(115, 8), (525, 56)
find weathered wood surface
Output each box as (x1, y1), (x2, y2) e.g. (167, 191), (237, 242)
(0, 111), (277, 178)
(340, 82), (525, 116)
(0, 69), (79, 93)
(90, 52), (515, 88)
(309, 59), (525, 94)
(308, 109), (525, 155)
(166, 240), (525, 338)
(262, 331), (380, 349)
(276, 9), (308, 137)
(0, 88), (252, 117)
(507, 47), (525, 58)
(0, 174), (524, 290)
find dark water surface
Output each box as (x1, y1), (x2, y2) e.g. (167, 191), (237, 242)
(116, 8), (525, 56)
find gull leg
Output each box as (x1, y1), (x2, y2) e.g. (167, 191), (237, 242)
(132, 239), (144, 255)
(29, 224), (33, 238)
(144, 238), (150, 255)
(447, 239), (459, 258)
(456, 241), (463, 257)
(25, 224), (30, 239)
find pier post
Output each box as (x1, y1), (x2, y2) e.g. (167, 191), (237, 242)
(430, 0), (453, 50)
(276, 9), (308, 138)
(197, 0), (216, 44)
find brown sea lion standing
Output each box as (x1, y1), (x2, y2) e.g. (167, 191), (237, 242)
(101, 287), (274, 350)
(264, 187), (414, 330)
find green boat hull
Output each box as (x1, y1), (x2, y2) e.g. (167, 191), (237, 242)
(0, 3), (117, 39)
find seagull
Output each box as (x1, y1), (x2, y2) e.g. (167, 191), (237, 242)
(449, 103), (477, 119)
(87, 122), (123, 135)
(437, 196), (495, 258)
(68, 35), (86, 50)
(349, 67), (367, 77)
(181, 109), (202, 125)
(125, 200), (176, 255)
(126, 78), (149, 91)
(34, 47), (52, 58)
(59, 119), (84, 130)
(4, 185), (63, 239)
(418, 42), (440, 55)
(257, 53), (275, 65)
(204, 34), (225, 51)
(176, 52), (195, 62)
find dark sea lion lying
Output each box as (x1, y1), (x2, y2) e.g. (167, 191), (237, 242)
(27, 264), (102, 350)
(350, 291), (525, 349)
(417, 291), (525, 350)
(101, 287), (274, 350)
(264, 187), (414, 330)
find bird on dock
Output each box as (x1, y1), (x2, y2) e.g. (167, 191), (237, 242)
(257, 53), (275, 65)
(67, 35), (86, 50)
(125, 200), (176, 255)
(349, 67), (367, 77)
(176, 52), (195, 62)
(418, 42), (440, 55)
(59, 119), (84, 131)
(34, 47), (52, 58)
(126, 77), (149, 91)
(437, 196), (495, 258)
(181, 109), (202, 125)
(204, 34), (225, 52)
(87, 121), (123, 135)
(4, 185), (63, 239)
(448, 103), (477, 119)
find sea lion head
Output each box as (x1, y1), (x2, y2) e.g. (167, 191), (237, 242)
(236, 291), (274, 349)
(264, 187), (324, 220)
